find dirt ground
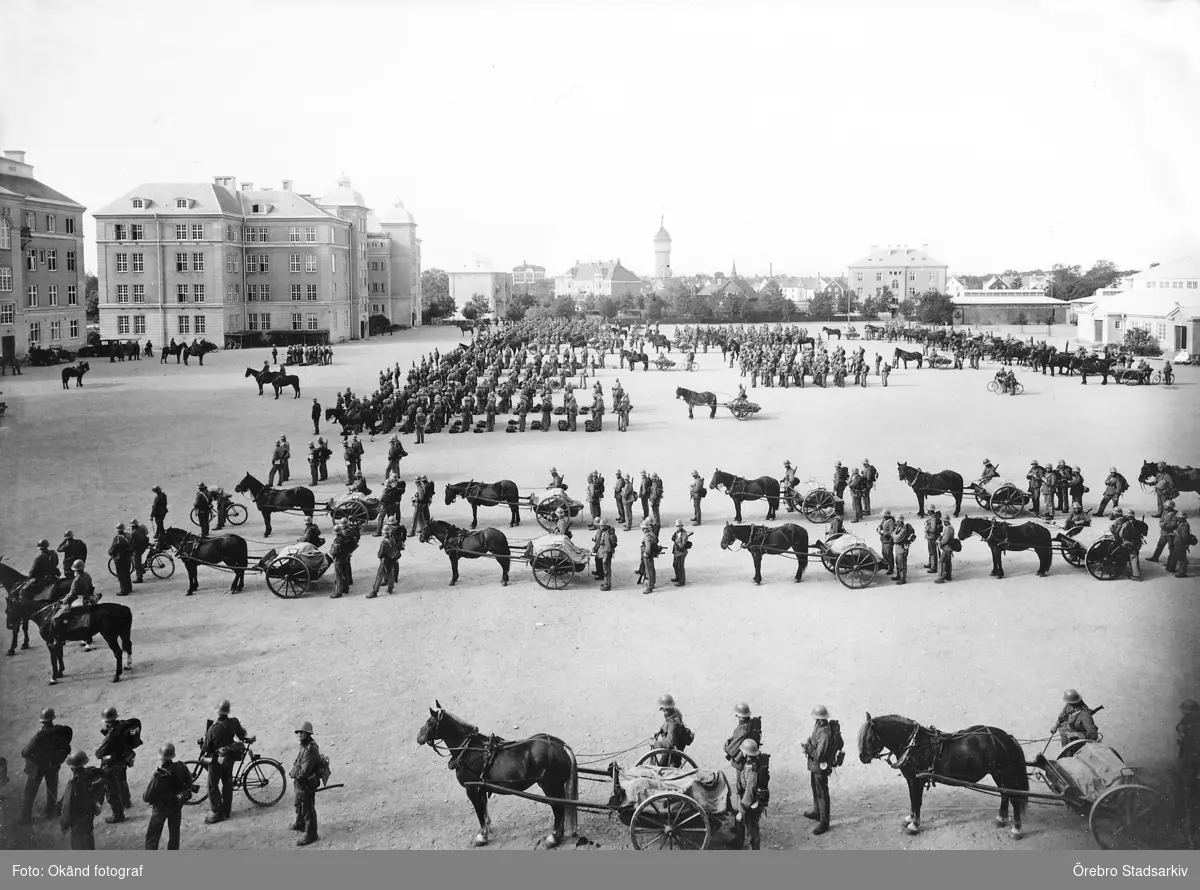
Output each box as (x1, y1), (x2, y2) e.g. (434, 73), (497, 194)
(1, 323), (1196, 851)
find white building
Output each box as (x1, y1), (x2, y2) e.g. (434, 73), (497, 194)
(449, 260), (513, 317)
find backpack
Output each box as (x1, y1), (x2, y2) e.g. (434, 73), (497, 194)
(120, 718), (144, 750)
(755, 753), (771, 807)
(317, 753), (331, 786)
(606, 527), (618, 551)
(680, 724), (695, 747)
(828, 720), (846, 768)
(866, 465), (878, 484)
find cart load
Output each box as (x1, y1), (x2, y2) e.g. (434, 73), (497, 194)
(613, 765), (733, 817)
(527, 489), (585, 530)
(325, 491), (382, 526)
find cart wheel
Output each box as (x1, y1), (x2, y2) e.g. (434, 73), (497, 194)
(803, 489), (837, 523)
(335, 499), (370, 526)
(226, 503), (248, 526)
(148, 551), (176, 580)
(1121, 374), (1139, 386)
(990, 485), (1025, 520)
(532, 547), (575, 590)
(972, 486), (992, 510)
(634, 749), (700, 769)
(732, 405), (751, 421)
(836, 545), (879, 589)
(1151, 370), (1162, 384)
(1085, 539), (1127, 581)
(986, 380), (997, 393)
(1056, 739), (1094, 759)
(1089, 784), (1164, 850)
(266, 555), (310, 598)
(630, 790), (711, 850)
(535, 509), (556, 532)
(820, 534), (845, 573)
(1060, 540), (1086, 568)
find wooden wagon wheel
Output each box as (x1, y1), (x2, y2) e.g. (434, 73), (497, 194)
(148, 551), (176, 580)
(629, 790), (711, 850)
(1059, 538), (1087, 568)
(532, 547), (575, 590)
(819, 534), (846, 573)
(1085, 539), (1128, 581)
(335, 499), (371, 526)
(802, 489), (837, 523)
(972, 486), (992, 509)
(989, 484), (1025, 520)
(835, 545), (879, 589)
(535, 508), (557, 532)
(266, 555), (310, 599)
(633, 749), (700, 769)
(731, 404), (753, 421)
(1089, 784), (1164, 850)
(1121, 373), (1141, 386)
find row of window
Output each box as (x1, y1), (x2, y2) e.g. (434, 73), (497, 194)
(2, 214), (77, 235)
(25, 319), (81, 342)
(1146, 280), (1198, 289)
(23, 284), (79, 307)
(243, 312), (321, 332)
(112, 251), (340, 275)
(108, 283), (339, 305)
(22, 249), (78, 273)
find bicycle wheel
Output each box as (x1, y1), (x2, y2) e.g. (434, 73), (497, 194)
(182, 760), (210, 806)
(242, 757), (288, 806)
(226, 504), (248, 526)
(148, 551), (176, 580)
(107, 556), (118, 578)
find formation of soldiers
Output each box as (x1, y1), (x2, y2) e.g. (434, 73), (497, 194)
(281, 344), (334, 366)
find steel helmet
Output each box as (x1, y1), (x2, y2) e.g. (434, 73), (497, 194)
(739, 738), (761, 757)
(1181, 700), (1200, 715)
(295, 721), (314, 735)
(159, 743), (177, 760)
(64, 530), (74, 538)
(1063, 689), (1082, 704)
(734, 702), (751, 718)
(41, 708), (56, 722)
(73, 560), (84, 570)
(37, 538), (50, 549)
(811, 704), (829, 719)
(66, 751), (89, 768)
(218, 700), (231, 715)
(1166, 500), (1176, 509)
(102, 707), (118, 721)
(657, 694), (676, 710)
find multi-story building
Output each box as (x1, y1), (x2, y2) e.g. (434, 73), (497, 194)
(847, 244), (948, 303)
(449, 260), (513, 317)
(1073, 255), (1200, 354)
(364, 201), (423, 328)
(512, 261), (546, 286)
(0, 150), (88, 361)
(554, 260), (642, 299)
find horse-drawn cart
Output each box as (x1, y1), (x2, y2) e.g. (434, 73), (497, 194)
(969, 479), (1031, 520)
(258, 542), (334, 598)
(814, 533), (889, 589)
(519, 532), (595, 590)
(652, 354), (698, 372)
(716, 398), (761, 421)
(525, 488), (585, 531)
(324, 491), (382, 527)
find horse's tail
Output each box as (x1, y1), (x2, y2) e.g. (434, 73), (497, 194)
(562, 743), (579, 836)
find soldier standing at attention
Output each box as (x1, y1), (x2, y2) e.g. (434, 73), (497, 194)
(934, 516), (955, 584)
(1176, 699), (1200, 845)
(650, 473), (664, 527)
(540, 392), (553, 432)
(640, 519), (658, 594)
(130, 520), (150, 584)
(308, 443), (320, 486)
(315, 438), (331, 481)
(861, 459), (877, 515)
(924, 511), (941, 573)
(96, 706), (135, 824)
(1171, 510), (1192, 579)
(690, 470), (705, 525)
(590, 516), (616, 591)
(19, 708), (71, 824)
(290, 721), (322, 847)
(880, 362), (890, 386)
(59, 751), (101, 850)
(639, 470), (652, 521)
(670, 520), (692, 586)
(416, 407), (428, 442)
(848, 469), (865, 523)
(735, 739), (765, 850)
(150, 486), (169, 538)
(892, 514), (915, 584)
(622, 477), (638, 531)
(194, 483), (212, 537)
(110, 524), (134, 596)
(877, 510), (896, 577)
(804, 705), (834, 835)
(311, 398), (321, 435)
(58, 531), (88, 579)
(613, 471), (627, 527)
(1026, 461), (1042, 513)
(143, 743), (193, 850)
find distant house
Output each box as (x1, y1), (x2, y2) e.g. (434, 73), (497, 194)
(1073, 255), (1200, 354)
(953, 290), (1068, 325)
(699, 277), (758, 301)
(847, 245), (948, 303)
(945, 276), (967, 299)
(554, 259), (642, 299)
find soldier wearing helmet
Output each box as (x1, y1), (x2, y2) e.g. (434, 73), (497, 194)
(804, 705), (835, 835)
(194, 483), (212, 537)
(1051, 689), (1099, 747)
(25, 538), (60, 600)
(109, 522), (134, 596)
(670, 520), (692, 587)
(734, 737), (765, 850)
(144, 742), (194, 849)
(590, 515), (617, 591)
(96, 706), (135, 823)
(639, 518), (658, 594)
(1171, 509), (1192, 579)
(651, 695), (693, 768)
(689, 470), (705, 525)
(200, 700), (254, 824)
(290, 720), (322, 846)
(1148, 500), (1179, 567)
(548, 467), (564, 490)
(725, 702), (762, 767)
(19, 708), (73, 825)
(57, 530), (88, 580)
(60, 751), (101, 849)
(979, 459), (999, 486)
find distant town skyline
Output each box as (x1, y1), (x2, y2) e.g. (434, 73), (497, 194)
(5, 0), (1197, 280)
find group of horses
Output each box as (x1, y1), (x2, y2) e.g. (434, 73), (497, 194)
(160, 339), (218, 365)
(245, 366), (302, 399)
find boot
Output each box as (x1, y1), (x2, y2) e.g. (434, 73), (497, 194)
(812, 823), (829, 835)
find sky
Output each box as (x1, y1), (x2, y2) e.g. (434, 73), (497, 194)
(2, 0), (1199, 279)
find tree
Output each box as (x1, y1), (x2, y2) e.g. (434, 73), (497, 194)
(85, 273), (99, 319)
(467, 293), (491, 318)
(505, 303), (527, 322)
(599, 297), (618, 319)
(1123, 327), (1162, 357)
(807, 291), (833, 319)
(551, 296), (575, 318)
(461, 302), (479, 321)
(860, 295), (879, 319)
(646, 297), (667, 320)
(897, 298), (915, 318)
(915, 290), (955, 325)
(1014, 311), (1029, 326)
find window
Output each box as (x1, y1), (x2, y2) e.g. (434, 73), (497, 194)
(113, 223), (127, 240)
(259, 254), (269, 272)
(0, 267), (10, 291)
(28, 322), (40, 343)
(68, 285), (78, 305)
(1188, 280), (1198, 289)
(191, 224), (204, 240)
(875, 272), (882, 282)
(50, 320), (61, 340)
(193, 252), (205, 272)
(176, 198), (189, 209)
(65, 217), (75, 234)
(292, 312), (303, 331)
(178, 315), (190, 334)
(291, 284), (302, 301)
(0, 303), (12, 324)
(290, 227), (301, 243)
(70, 318), (79, 337)
(261, 284), (270, 300)
(305, 254), (316, 273)
(230, 254), (239, 273)
(1147, 281), (1156, 289)
(117, 285), (130, 305)
(909, 272), (916, 282)
(332, 282), (337, 299)
(1173, 281), (1183, 289)
(131, 198), (144, 209)
(48, 285), (58, 306)
(892, 280), (900, 292)
(117, 315), (130, 334)
(25, 211), (36, 229)
(226, 284), (236, 302)
(244, 226), (257, 243)
(1158, 323), (1167, 339)
(134, 316), (145, 334)
(195, 316), (206, 333)
(1114, 321), (1121, 330)
(248, 313), (259, 331)
(306, 284), (317, 301)
(225, 254), (233, 273)
(176, 253), (188, 272)
(304, 227), (316, 242)
(44, 250), (57, 271)
(257, 227), (268, 242)
(246, 255), (258, 273)
(227, 225), (238, 241)
(116, 253), (129, 272)
(194, 284), (205, 302)
(130, 224), (143, 240)
(177, 284), (189, 302)
(27, 285), (38, 307)
(68, 250), (78, 271)
(176, 224), (188, 240)
(26, 249), (36, 271)
(133, 284), (145, 303)
(290, 254), (301, 273)
(47, 215), (56, 233)
(0, 219), (9, 249)
(247, 284), (258, 301)
(307, 313), (318, 331)
(131, 253), (143, 272)
(261, 313), (271, 331)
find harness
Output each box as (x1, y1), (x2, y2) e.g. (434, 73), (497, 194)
(867, 719), (1008, 788)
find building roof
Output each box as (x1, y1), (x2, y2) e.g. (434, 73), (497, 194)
(377, 198), (416, 226)
(1127, 254), (1200, 283)
(654, 224), (671, 241)
(513, 262), (546, 272)
(559, 260), (641, 283)
(1080, 288), (1200, 319)
(0, 172), (84, 208)
(953, 291), (1060, 306)
(94, 182), (245, 216)
(848, 246), (947, 268)
(320, 178), (366, 208)
(237, 188), (338, 220)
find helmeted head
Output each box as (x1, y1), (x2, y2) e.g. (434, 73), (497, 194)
(739, 738), (760, 758)
(983, 459), (992, 466)
(152, 486), (162, 493)
(658, 694), (676, 711)
(218, 700), (231, 716)
(199, 482), (207, 490)
(66, 751), (89, 769)
(131, 519), (140, 528)
(1182, 700), (1200, 716)
(72, 560), (85, 571)
(102, 707), (118, 722)
(41, 708), (56, 723)
(159, 743), (177, 761)
(1063, 689), (1082, 705)
(734, 702), (751, 719)
(116, 523), (125, 533)
(812, 704), (829, 720)
(37, 538), (49, 550)
(1112, 508), (1124, 517)
(555, 507), (565, 518)
(64, 530), (74, 539)
(1166, 500), (1176, 510)
(882, 509), (893, 518)
(784, 460), (792, 468)
(692, 470), (699, 478)
(295, 721), (314, 738)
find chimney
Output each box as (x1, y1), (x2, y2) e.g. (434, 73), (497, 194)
(241, 182), (254, 192)
(282, 180), (293, 191)
(214, 176), (237, 191)
(922, 243), (929, 253)
(3, 150), (27, 164)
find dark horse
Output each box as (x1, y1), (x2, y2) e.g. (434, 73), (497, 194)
(1139, 460), (1200, 499)
(821, 326), (843, 340)
(1, 560), (72, 656)
(272, 371), (301, 400)
(32, 600), (134, 685)
(675, 386), (718, 419)
(892, 348), (923, 369)
(61, 362), (90, 389)
(245, 367), (277, 395)
(719, 522), (809, 584)
(157, 527), (249, 594)
(419, 519), (512, 586)
(445, 480), (522, 528)
(417, 701), (577, 848)
(710, 469), (780, 521)
(959, 517), (1053, 578)
(858, 713), (1029, 838)
(233, 472), (316, 536)
(326, 405), (379, 436)
(621, 349), (649, 371)
(163, 340), (217, 365)
(897, 462), (963, 517)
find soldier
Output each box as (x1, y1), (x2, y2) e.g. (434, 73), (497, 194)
(342, 439), (357, 484)
(386, 435), (406, 478)
(934, 515), (955, 584)
(892, 513), (915, 584)
(861, 459), (878, 515)
(924, 511), (941, 573)
(367, 523), (402, 598)
(329, 527), (353, 599)
(1171, 510), (1192, 579)
(151, 485), (169, 538)
(1119, 508), (1146, 581)
(194, 483), (212, 537)
(617, 392), (632, 431)
(19, 708), (72, 824)
(1068, 466), (1086, 508)
(290, 721), (323, 847)
(308, 443), (320, 486)
(637, 470), (651, 521)
(781, 460), (799, 512)
(302, 517), (324, 548)
(1095, 466), (1128, 518)
(979, 459), (1000, 486)
(1026, 461), (1042, 512)
(880, 362), (890, 386)
(548, 466), (565, 490)
(129, 520), (150, 583)
(58, 531), (88, 579)
(590, 516), (617, 590)
(734, 738), (765, 850)
(877, 510), (896, 576)
(724, 702), (761, 767)
(1153, 462), (1175, 518)
(268, 439), (287, 487)
(1147, 501), (1179, 565)
(640, 519), (658, 594)
(652, 694), (693, 768)
(279, 435), (292, 483)
(586, 472), (600, 528)
(96, 706), (135, 823)
(622, 477), (638, 531)
(350, 434), (365, 477)
(311, 398), (321, 435)
(200, 700), (254, 823)
(613, 470), (627, 527)
(513, 398), (525, 434)
(59, 751), (101, 850)
(1177, 699), (1200, 845)
(26, 538), (60, 599)
(1064, 503), (1091, 533)
(315, 438), (331, 481)
(592, 390), (605, 431)
(109, 523), (134, 596)
(690, 470), (705, 525)
(803, 705), (834, 835)
(540, 392), (553, 432)
(670, 520), (692, 586)
(1051, 689), (1099, 746)
(833, 461), (849, 500)
(1040, 464), (1058, 519)
(1054, 460), (1070, 512)
(827, 510), (844, 539)
(650, 473), (664, 526)
(143, 743), (194, 850)
(848, 469), (865, 522)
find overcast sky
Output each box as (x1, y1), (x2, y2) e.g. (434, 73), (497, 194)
(3, 0), (1198, 279)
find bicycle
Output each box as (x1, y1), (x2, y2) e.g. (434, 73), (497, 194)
(108, 544), (175, 581)
(182, 735), (287, 809)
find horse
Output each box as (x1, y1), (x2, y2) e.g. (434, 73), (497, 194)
(417, 702), (577, 848)
(958, 517), (1053, 578)
(60, 362), (90, 389)
(157, 527), (248, 594)
(821, 326), (842, 340)
(181, 339), (218, 366)
(710, 469), (781, 521)
(675, 386), (718, 419)
(719, 522), (809, 584)
(326, 405), (379, 436)
(245, 367), (277, 395)
(1139, 461), (1200, 499)
(892, 348), (923, 370)
(445, 481), (522, 528)
(897, 462), (963, 517)
(233, 472), (316, 536)
(1, 560), (72, 656)
(857, 712), (1030, 838)
(272, 372), (301, 400)
(621, 349), (649, 372)
(30, 599), (133, 685)
(419, 519), (512, 586)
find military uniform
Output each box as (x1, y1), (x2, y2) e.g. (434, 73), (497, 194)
(736, 755), (763, 850)
(194, 486), (212, 537)
(1053, 699), (1099, 747)
(58, 534), (88, 579)
(369, 533), (403, 597)
(861, 462), (877, 515)
(689, 472), (705, 525)
(650, 474), (663, 526)
(640, 526), (657, 594)
(1171, 514), (1192, 578)
(1026, 463), (1042, 512)
(201, 709), (251, 822)
(622, 480), (638, 531)
(877, 512), (896, 575)
(151, 487), (169, 537)
(591, 520), (617, 590)
(109, 528), (134, 595)
(96, 711), (136, 823)
(20, 712), (72, 823)
(638, 472), (652, 521)
(1095, 469), (1127, 517)
(924, 513), (941, 572)
(892, 518), (915, 583)
(1147, 507), (1179, 564)
(848, 471), (865, 522)
(613, 472), (627, 526)
(60, 753), (101, 849)
(290, 724), (322, 846)
(671, 524), (691, 586)
(144, 745), (193, 850)
(804, 718), (833, 833)
(935, 520), (955, 583)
